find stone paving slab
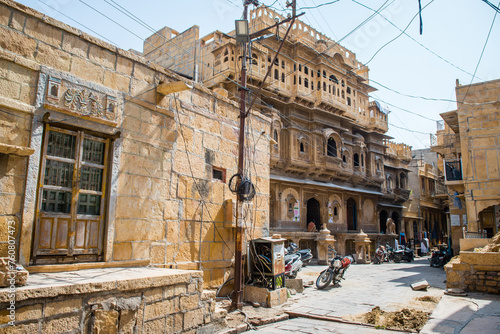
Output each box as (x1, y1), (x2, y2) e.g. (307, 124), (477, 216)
(249, 258), (500, 334)
(252, 317), (405, 334)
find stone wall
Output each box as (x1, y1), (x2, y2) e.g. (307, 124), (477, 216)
(0, 268), (216, 333)
(456, 80), (500, 228)
(0, 0), (271, 288)
(445, 251), (500, 294)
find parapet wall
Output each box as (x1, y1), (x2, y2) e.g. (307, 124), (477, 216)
(0, 267), (216, 333)
(445, 251), (500, 294)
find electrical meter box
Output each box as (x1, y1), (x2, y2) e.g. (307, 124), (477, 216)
(248, 237), (286, 290)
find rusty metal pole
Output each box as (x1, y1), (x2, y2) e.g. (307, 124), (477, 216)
(233, 1), (250, 310)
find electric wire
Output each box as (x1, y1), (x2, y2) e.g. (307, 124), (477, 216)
(351, 0), (481, 80)
(457, 1), (499, 108)
(364, 0), (435, 66)
(37, 0), (117, 45)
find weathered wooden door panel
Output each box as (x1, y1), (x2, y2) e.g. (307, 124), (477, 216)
(33, 126), (108, 264)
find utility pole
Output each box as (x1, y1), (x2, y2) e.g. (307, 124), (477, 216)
(233, 0), (252, 310)
(232, 0), (297, 310)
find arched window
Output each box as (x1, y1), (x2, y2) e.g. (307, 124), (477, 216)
(304, 66), (308, 75)
(353, 153), (360, 167)
(274, 69), (279, 80)
(299, 76), (302, 85)
(387, 176), (394, 191)
(300, 142), (305, 153)
(281, 73), (285, 83)
(361, 154), (364, 167)
(327, 137), (337, 157)
(304, 78), (309, 88)
(273, 129), (278, 143)
(343, 155), (346, 163)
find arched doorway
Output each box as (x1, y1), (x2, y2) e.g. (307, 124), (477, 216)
(478, 205), (499, 238)
(391, 211), (400, 234)
(380, 210), (388, 233)
(306, 198), (321, 230)
(347, 198), (357, 230)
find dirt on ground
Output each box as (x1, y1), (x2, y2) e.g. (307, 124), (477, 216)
(345, 295), (441, 332)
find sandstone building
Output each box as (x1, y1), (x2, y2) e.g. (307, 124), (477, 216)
(143, 6), (412, 256)
(0, 0), (272, 331)
(432, 79), (500, 254)
(403, 149), (448, 253)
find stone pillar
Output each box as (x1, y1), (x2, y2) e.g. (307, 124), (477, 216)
(354, 230), (371, 264)
(316, 228), (336, 265)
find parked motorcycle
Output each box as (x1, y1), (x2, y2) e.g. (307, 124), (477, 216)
(429, 248), (451, 267)
(316, 246), (355, 289)
(286, 242), (313, 267)
(400, 246), (414, 262)
(284, 248), (303, 279)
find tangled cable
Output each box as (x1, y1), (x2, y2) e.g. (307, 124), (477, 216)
(228, 174), (256, 201)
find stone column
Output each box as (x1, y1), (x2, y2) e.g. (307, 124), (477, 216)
(315, 228), (336, 265)
(354, 230), (371, 264)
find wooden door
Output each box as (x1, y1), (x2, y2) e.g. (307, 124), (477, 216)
(32, 126), (108, 264)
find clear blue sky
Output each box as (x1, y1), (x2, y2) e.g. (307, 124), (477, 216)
(20, 0), (500, 149)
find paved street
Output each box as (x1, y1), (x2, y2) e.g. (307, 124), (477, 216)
(250, 257), (500, 333)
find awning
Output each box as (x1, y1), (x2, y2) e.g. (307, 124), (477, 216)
(270, 174), (384, 196)
(378, 203), (405, 209)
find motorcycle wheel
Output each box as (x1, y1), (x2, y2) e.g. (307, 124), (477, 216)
(316, 269), (334, 290)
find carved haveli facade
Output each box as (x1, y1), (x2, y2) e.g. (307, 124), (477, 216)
(432, 79), (500, 254)
(143, 6), (412, 257)
(403, 149), (448, 254)
(0, 2), (271, 331)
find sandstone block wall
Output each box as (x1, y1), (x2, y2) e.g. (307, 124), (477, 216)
(456, 80), (500, 225)
(0, 269), (214, 333)
(0, 0), (271, 288)
(445, 251), (500, 294)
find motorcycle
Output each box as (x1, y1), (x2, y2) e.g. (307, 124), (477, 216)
(286, 242), (313, 267)
(399, 246), (414, 262)
(429, 248), (451, 267)
(386, 244), (414, 263)
(316, 246), (355, 289)
(284, 248), (303, 279)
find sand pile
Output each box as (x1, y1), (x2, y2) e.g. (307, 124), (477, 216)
(479, 232), (500, 252)
(364, 306), (430, 332)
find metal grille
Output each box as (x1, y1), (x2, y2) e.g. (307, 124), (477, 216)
(47, 131), (76, 159)
(44, 160), (73, 188)
(42, 190), (71, 213)
(82, 138), (105, 164)
(77, 194), (101, 215)
(80, 166), (103, 191)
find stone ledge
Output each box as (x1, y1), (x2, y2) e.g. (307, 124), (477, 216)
(0, 95), (35, 114)
(26, 259), (150, 273)
(0, 142), (34, 156)
(0, 267), (203, 303)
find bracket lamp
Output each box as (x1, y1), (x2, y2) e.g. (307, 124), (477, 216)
(235, 19), (250, 43)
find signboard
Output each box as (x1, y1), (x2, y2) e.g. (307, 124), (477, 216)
(450, 214), (461, 227)
(293, 205), (300, 221)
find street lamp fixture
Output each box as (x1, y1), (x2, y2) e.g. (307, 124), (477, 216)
(235, 19), (249, 43)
